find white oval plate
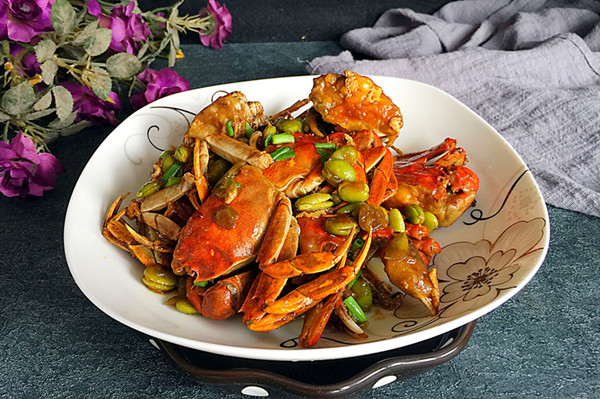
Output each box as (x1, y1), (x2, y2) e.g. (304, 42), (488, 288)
(64, 75), (549, 362)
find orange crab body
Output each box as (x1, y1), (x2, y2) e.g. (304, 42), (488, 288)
(172, 165), (277, 282)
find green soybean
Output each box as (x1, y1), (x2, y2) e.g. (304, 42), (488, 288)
(389, 208), (405, 233)
(207, 158), (232, 186)
(336, 202), (364, 215)
(276, 118), (303, 133)
(351, 277), (373, 311)
(422, 211), (439, 232)
(323, 159), (356, 186)
(176, 298), (199, 314)
(330, 145), (358, 165)
(338, 181), (370, 203)
(295, 193), (332, 211)
(403, 204), (425, 225)
(324, 215), (358, 236)
(142, 266), (177, 292)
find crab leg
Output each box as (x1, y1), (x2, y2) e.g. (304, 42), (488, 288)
(193, 139), (210, 202)
(298, 291), (343, 347)
(255, 193), (292, 266)
(262, 229), (372, 315)
(259, 227), (355, 278)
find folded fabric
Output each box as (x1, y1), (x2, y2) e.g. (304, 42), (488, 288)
(309, 0), (600, 217)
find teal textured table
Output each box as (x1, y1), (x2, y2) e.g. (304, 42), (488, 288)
(1, 9), (599, 399)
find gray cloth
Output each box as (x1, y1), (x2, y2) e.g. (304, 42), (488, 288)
(309, 0), (600, 217)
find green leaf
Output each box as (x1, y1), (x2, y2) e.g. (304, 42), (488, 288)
(35, 39), (57, 63)
(60, 120), (90, 136)
(34, 91), (53, 111)
(52, 85), (74, 121)
(85, 28), (112, 56)
(2, 82), (36, 115)
(74, 21), (112, 56)
(25, 108), (56, 121)
(51, 0), (76, 34)
(48, 111), (77, 129)
(85, 66), (113, 100)
(41, 60), (58, 84)
(106, 53), (142, 79)
(0, 109), (11, 122)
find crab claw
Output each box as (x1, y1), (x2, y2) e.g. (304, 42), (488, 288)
(383, 233), (440, 315)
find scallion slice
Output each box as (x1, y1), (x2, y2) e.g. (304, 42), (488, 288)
(271, 133), (295, 145)
(270, 147), (295, 161)
(193, 281), (208, 287)
(226, 120), (234, 137)
(162, 162), (182, 184)
(314, 142), (336, 150)
(344, 296), (368, 323)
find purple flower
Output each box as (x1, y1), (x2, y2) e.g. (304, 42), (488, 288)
(0, 0), (55, 42)
(10, 43), (41, 77)
(0, 132), (64, 197)
(62, 82), (121, 126)
(87, 0), (150, 54)
(198, 0), (232, 49)
(130, 68), (190, 109)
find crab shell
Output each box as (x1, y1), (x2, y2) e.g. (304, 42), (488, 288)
(171, 164), (276, 282)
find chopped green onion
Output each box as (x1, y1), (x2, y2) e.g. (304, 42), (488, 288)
(271, 147), (295, 161)
(316, 148), (331, 159)
(344, 296), (368, 323)
(244, 122), (253, 138)
(347, 270), (362, 289)
(271, 133), (295, 145)
(164, 176), (181, 188)
(314, 142), (337, 150)
(162, 162), (182, 184)
(193, 281), (208, 287)
(350, 238), (365, 253)
(226, 120), (234, 137)
(136, 180), (162, 198)
(159, 150), (172, 159)
(174, 147), (189, 163)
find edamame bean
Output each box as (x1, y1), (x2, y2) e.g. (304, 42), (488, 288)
(422, 211), (439, 232)
(388, 208), (405, 233)
(295, 193), (333, 211)
(142, 266), (177, 292)
(351, 277), (373, 311)
(403, 204), (425, 225)
(338, 181), (370, 203)
(175, 298), (199, 314)
(336, 202), (364, 215)
(276, 118), (303, 133)
(330, 145), (358, 165)
(324, 215), (358, 236)
(207, 158), (232, 186)
(323, 159), (356, 186)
